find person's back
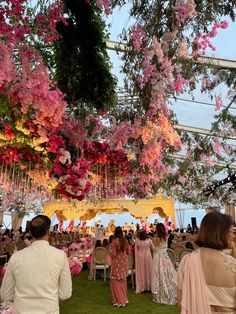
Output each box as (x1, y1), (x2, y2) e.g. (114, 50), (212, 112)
(1, 215), (72, 314)
(4, 242), (71, 314)
(177, 211), (236, 314)
(200, 247), (236, 312)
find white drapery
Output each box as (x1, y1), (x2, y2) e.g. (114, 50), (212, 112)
(176, 202), (185, 229)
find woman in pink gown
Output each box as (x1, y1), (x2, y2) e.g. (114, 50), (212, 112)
(135, 230), (154, 293)
(109, 227), (130, 307)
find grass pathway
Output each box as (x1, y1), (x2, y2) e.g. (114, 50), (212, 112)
(60, 271), (179, 314)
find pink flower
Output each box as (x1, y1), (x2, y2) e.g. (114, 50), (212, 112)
(215, 95), (223, 111)
(131, 26), (147, 52)
(212, 138), (222, 155)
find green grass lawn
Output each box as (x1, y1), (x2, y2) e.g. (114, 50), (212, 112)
(60, 270), (179, 314)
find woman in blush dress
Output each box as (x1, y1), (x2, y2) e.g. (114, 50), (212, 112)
(151, 223), (176, 305)
(109, 227), (130, 307)
(177, 211), (236, 314)
(135, 230), (154, 293)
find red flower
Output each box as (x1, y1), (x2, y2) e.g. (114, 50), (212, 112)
(47, 134), (65, 153)
(4, 124), (15, 140)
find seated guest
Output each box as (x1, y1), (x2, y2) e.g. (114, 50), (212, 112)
(177, 211), (236, 314)
(95, 240), (102, 248)
(103, 238), (109, 248)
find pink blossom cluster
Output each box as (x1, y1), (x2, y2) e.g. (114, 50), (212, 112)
(177, 38), (189, 59)
(131, 26), (147, 53)
(212, 138), (222, 155)
(96, 0), (112, 15)
(0, 0), (67, 130)
(35, 1), (67, 43)
(69, 259), (83, 276)
(46, 135), (65, 153)
(192, 21), (228, 56)
(173, 0), (197, 26)
(123, 164), (168, 198)
(9, 57), (66, 128)
(63, 116), (88, 149)
(0, 0), (65, 44)
(51, 151), (92, 201)
(140, 142), (162, 167)
(215, 95), (223, 111)
(200, 154), (217, 166)
(122, 25), (188, 195)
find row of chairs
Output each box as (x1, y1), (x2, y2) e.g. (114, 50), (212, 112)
(167, 247), (193, 268)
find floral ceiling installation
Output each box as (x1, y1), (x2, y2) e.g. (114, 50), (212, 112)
(0, 0), (236, 212)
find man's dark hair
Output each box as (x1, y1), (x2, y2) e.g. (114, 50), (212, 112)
(29, 215), (51, 239)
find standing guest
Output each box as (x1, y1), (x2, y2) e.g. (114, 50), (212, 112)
(134, 223), (140, 238)
(177, 211), (236, 314)
(151, 223), (176, 305)
(106, 235), (114, 251)
(1, 215), (72, 314)
(95, 239), (102, 248)
(109, 226), (130, 307)
(135, 229), (154, 293)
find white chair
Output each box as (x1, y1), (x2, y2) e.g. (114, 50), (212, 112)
(127, 253), (135, 289)
(92, 247), (108, 281)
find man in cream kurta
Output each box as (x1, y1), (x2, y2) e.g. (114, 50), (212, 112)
(1, 215), (72, 314)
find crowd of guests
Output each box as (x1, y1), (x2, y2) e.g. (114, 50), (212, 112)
(106, 223), (177, 307)
(106, 212), (236, 313)
(1, 211), (236, 313)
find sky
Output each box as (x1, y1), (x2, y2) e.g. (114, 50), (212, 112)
(2, 4), (236, 231)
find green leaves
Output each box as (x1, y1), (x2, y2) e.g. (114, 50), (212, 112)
(53, 0), (117, 115)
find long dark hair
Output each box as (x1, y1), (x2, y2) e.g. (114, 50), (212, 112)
(156, 223), (167, 241)
(114, 226), (126, 252)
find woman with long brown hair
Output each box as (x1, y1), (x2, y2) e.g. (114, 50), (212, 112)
(151, 223), (176, 305)
(109, 226), (130, 307)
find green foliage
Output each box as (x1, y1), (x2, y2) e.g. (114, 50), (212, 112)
(54, 0), (117, 114)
